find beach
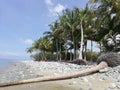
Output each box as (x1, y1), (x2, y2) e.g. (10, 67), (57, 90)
(0, 78), (118, 90)
(0, 61), (120, 90)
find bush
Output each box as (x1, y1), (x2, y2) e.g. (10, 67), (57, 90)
(30, 52), (57, 61)
(85, 50), (99, 62)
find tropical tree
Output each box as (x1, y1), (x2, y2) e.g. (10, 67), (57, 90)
(27, 36), (54, 61)
(44, 20), (63, 60)
(77, 4), (95, 60)
(89, 0), (120, 52)
(60, 8), (80, 59)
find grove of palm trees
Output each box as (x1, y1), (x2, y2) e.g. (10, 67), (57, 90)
(27, 0), (120, 62)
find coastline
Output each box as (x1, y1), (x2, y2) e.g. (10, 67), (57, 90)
(0, 61), (120, 90)
(0, 59), (32, 67)
(0, 78), (117, 90)
(0, 59), (32, 74)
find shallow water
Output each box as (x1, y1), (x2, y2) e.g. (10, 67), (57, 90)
(0, 59), (31, 69)
(0, 59), (23, 74)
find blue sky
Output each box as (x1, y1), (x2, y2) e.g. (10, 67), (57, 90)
(0, 0), (99, 60)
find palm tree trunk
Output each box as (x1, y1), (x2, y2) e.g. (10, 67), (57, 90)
(72, 27), (76, 60)
(56, 39), (59, 61)
(91, 40), (93, 61)
(99, 42), (102, 54)
(70, 49), (72, 61)
(59, 44), (62, 61)
(72, 33), (76, 59)
(84, 41), (87, 61)
(41, 51), (46, 61)
(65, 48), (68, 61)
(59, 38), (62, 61)
(79, 23), (84, 60)
(76, 42), (79, 58)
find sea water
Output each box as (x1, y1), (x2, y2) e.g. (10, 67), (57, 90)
(0, 59), (31, 67)
(0, 59), (10, 67)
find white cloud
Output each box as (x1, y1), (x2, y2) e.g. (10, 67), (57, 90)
(53, 4), (66, 13)
(44, 0), (66, 16)
(45, 0), (53, 6)
(49, 4), (66, 16)
(21, 39), (34, 45)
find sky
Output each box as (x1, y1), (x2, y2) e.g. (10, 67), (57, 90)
(0, 0), (99, 60)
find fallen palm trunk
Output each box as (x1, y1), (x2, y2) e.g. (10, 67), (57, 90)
(0, 52), (120, 87)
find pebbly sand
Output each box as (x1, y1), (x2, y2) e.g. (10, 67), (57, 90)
(0, 74), (119, 90)
(0, 61), (120, 90)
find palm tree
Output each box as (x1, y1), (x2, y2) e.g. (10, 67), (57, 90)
(27, 37), (54, 61)
(89, 0), (120, 52)
(78, 4), (93, 60)
(44, 20), (60, 60)
(60, 8), (80, 59)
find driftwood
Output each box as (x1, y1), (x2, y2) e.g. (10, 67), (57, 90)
(0, 52), (120, 87)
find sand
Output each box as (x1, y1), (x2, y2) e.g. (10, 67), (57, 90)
(0, 61), (119, 90)
(0, 74), (119, 90)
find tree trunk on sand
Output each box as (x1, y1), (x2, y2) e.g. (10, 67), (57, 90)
(84, 41), (87, 61)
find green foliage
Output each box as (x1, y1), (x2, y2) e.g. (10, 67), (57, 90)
(89, 0), (120, 52)
(27, 0), (120, 61)
(45, 52), (57, 61)
(85, 50), (99, 62)
(30, 52), (57, 61)
(30, 53), (42, 61)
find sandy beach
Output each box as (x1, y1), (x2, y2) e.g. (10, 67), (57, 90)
(0, 61), (120, 90)
(0, 75), (119, 90)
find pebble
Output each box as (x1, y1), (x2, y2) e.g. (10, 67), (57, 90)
(88, 88), (93, 90)
(99, 67), (109, 73)
(99, 66), (120, 82)
(104, 88), (113, 90)
(79, 88), (83, 90)
(68, 82), (73, 85)
(69, 80), (77, 85)
(28, 85), (32, 88)
(81, 77), (89, 82)
(89, 76), (95, 80)
(116, 82), (120, 89)
(108, 83), (116, 89)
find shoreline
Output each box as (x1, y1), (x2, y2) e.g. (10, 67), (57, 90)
(0, 61), (120, 90)
(0, 78), (118, 90)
